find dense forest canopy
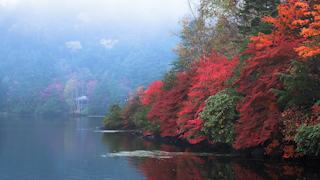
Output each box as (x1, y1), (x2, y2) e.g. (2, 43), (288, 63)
(0, 0), (189, 115)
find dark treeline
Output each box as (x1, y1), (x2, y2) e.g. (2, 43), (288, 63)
(103, 0), (320, 158)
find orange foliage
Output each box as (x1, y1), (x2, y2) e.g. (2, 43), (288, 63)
(282, 145), (303, 158)
(265, 139), (280, 155)
(282, 165), (303, 177)
(263, 0), (320, 57)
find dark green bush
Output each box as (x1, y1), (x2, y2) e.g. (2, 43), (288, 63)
(102, 103), (124, 128)
(199, 90), (239, 143)
(133, 105), (160, 133)
(295, 123), (320, 155)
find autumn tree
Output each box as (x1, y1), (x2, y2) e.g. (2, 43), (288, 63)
(35, 79), (67, 114)
(121, 86), (145, 128)
(172, 0), (241, 67)
(135, 81), (163, 134)
(147, 69), (196, 137)
(63, 68), (93, 113)
(237, 0), (280, 37)
(178, 51), (239, 144)
(64, 78), (77, 113)
(233, 33), (303, 149)
(231, 0), (320, 150)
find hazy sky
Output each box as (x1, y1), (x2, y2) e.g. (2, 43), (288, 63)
(0, 0), (190, 30)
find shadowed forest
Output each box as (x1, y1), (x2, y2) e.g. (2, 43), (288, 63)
(103, 0), (320, 158)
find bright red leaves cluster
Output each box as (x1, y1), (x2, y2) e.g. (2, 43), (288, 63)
(147, 69), (195, 137)
(234, 36), (302, 149)
(142, 51), (238, 143)
(178, 52), (238, 143)
(141, 80), (163, 106)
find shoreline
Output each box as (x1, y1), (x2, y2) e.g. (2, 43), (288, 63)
(100, 125), (320, 162)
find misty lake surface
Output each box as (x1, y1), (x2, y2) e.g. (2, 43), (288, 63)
(0, 116), (319, 180)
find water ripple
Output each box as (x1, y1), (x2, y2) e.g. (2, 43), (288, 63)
(101, 150), (238, 159)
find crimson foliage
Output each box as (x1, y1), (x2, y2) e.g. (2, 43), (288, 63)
(147, 69), (195, 137)
(233, 35), (302, 149)
(141, 80), (163, 106)
(178, 51), (239, 143)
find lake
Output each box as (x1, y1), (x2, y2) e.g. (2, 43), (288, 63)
(0, 116), (319, 180)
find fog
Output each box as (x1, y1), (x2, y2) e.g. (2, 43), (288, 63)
(0, 0), (189, 36)
(0, 0), (190, 115)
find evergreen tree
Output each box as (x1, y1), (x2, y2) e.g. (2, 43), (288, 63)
(237, 0), (280, 36)
(272, 60), (320, 110)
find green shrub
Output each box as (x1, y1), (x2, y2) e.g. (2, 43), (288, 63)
(133, 105), (160, 133)
(35, 97), (67, 115)
(12, 106), (31, 114)
(295, 123), (320, 155)
(102, 103), (124, 128)
(199, 90), (239, 143)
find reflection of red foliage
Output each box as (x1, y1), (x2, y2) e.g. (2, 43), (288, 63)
(265, 170), (279, 180)
(121, 136), (128, 150)
(178, 51), (239, 144)
(143, 141), (154, 146)
(176, 154), (206, 180)
(140, 153), (207, 180)
(283, 165), (303, 177)
(159, 143), (181, 152)
(233, 164), (265, 180)
(265, 163), (305, 180)
(141, 158), (178, 180)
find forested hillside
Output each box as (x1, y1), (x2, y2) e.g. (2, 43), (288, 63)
(0, 1), (183, 115)
(103, 0), (320, 158)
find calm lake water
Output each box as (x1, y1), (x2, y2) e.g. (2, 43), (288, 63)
(0, 116), (319, 180)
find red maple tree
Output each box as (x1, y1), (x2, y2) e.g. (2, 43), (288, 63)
(147, 69), (195, 137)
(178, 51), (239, 144)
(233, 34), (303, 149)
(141, 80), (163, 106)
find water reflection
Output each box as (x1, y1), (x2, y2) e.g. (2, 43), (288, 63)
(0, 116), (148, 180)
(101, 133), (320, 180)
